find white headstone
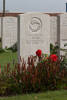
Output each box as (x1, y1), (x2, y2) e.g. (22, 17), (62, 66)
(50, 16), (58, 45)
(0, 18), (1, 38)
(18, 12), (50, 61)
(2, 17), (17, 49)
(59, 13), (67, 55)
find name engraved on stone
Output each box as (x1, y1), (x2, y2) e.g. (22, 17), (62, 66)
(26, 35), (44, 44)
(5, 19), (17, 37)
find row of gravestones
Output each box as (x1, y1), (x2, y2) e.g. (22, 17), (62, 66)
(0, 12), (67, 61)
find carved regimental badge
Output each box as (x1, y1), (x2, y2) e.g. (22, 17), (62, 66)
(29, 17), (42, 32)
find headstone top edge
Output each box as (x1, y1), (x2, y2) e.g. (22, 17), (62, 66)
(58, 13), (67, 17)
(2, 16), (17, 18)
(18, 12), (50, 17)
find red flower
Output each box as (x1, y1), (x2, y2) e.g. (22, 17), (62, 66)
(36, 49), (42, 57)
(50, 54), (58, 62)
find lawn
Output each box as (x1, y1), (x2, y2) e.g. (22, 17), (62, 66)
(0, 50), (17, 70)
(0, 90), (67, 100)
(0, 41), (17, 69)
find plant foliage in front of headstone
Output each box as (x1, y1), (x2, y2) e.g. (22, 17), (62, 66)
(0, 50), (67, 96)
(50, 43), (59, 55)
(60, 43), (67, 68)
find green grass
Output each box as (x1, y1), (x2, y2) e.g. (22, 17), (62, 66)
(0, 41), (17, 69)
(0, 90), (67, 100)
(0, 50), (17, 69)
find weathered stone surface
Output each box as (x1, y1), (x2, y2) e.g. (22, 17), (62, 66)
(50, 16), (58, 45)
(60, 13), (67, 40)
(18, 12), (50, 61)
(0, 18), (1, 38)
(59, 13), (67, 55)
(2, 17), (17, 49)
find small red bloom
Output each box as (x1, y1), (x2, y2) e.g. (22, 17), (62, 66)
(50, 54), (58, 62)
(36, 49), (42, 57)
